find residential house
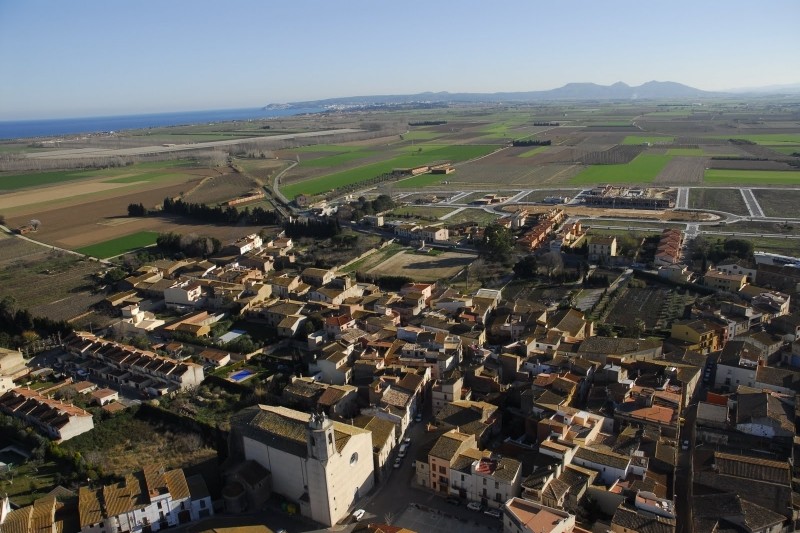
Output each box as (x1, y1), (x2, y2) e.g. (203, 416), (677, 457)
(503, 498), (581, 533)
(0, 387), (94, 441)
(588, 236), (617, 262)
(78, 465), (212, 533)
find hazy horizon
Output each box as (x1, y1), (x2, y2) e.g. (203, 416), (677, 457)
(2, 0), (798, 120)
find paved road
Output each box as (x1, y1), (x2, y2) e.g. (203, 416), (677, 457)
(740, 188), (766, 218)
(22, 129), (362, 160)
(676, 187), (689, 209)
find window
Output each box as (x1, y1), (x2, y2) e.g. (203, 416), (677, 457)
(328, 433), (333, 445)
(199, 500), (206, 509)
(350, 452), (359, 465)
(483, 478), (487, 485)
(495, 481), (499, 489)
(461, 475), (465, 481)
(439, 466), (446, 474)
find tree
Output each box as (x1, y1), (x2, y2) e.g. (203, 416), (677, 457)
(513, 256), (538, 278)
(480, 224), (514, 261)
(540, 252), (564, 278)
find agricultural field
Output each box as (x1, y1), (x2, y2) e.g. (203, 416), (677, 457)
(182, 171), (260, 205)
(367, 249), (476, 282)
(279, 144), (497, 199)
(604, 287), (669, 329)
(622, 136), (675, 145)
(570, 154), (672, 185)
(519, 146), (550, 158)
(666, 148), (705, 156)
(717, 133), (800, 146)
(701, 235), (800, 256)
(688, 188), (750, 215)
(0, 232), (51, 267)
(394, 172), (451, 189)
(752, 188), (800, 218)
(339, 243), (406, 274)
(704, 169), (800, 185)
(76, 231), (159, 258)
(653, 157), (709, 185)
(0, 252), (105, 321)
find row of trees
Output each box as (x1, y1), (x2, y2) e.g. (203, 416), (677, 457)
(512, 139), (552, 146)
(283, 218), (342, 239)
(348, 194), (397, 220)
(156, 232), (223, 257)
(161, 198), (280, 225)
(408, 120), (447, 126)
(0, 296), (73, 349)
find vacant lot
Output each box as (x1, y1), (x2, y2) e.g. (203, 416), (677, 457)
(520, 189), (581, 202)
(688, 188), (749, 215)
(367, 250), (476, 282)
(77, 231), (159, 258)
(61, 409), (217, 480)
(752, 189), (800, 218)
(570, 154), (672, 185)
(389, 206), (454, 220)
(704, 169), (800, 185)
(442, 208), (500, 226)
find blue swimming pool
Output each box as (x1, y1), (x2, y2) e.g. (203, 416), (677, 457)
(229, 369), (254, 382)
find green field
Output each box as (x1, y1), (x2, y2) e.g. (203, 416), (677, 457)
(77, 231), (159, 258)
(281, 145), (495, 199)
(622, 136), (675, 145)
(704, 169), (800, 185)
(0, 160), (199, 191)
(666, 148), (705, 156)
(519, 146), (550, 158)
(293, 144), (364, 153)
(570, 154), (672, 185)
(297, 149), (370, 168)
(389, 206), (455, 219)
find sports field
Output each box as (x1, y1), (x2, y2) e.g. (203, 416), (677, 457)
(570, 154), (672, 185)
(704, 169), (800, 185)
(76, 231), (159, 258)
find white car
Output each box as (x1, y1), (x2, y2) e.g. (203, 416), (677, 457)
(403, 437), (411, 444)
(484, 508), (502, 519)
(467, 502), (482, 511)
(393, 458), (402, 469)
(352, 509), (366, 521)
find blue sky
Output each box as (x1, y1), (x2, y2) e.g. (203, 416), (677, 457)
(1, 0), (798, 119)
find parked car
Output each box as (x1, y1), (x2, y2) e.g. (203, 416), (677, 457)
(393, 458), (402, 469)
(415, 414), (422, 423)
(484, 508), (502, 519)
(467, 502), (482, 511)
(403, 437), (412, 444)
(352, 509), (366, 521)
(682, 440), (690, 450)
(446, 497), (460, 506)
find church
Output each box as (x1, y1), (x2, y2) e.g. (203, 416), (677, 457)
(229, 405), (374, 526)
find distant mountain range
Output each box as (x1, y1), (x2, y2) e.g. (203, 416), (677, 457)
(266, 80), (800, 110)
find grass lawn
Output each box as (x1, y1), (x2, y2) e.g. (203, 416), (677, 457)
(280, 145), (496, 199)
(570, 154), (672, 185)
(622, 136), (675, 145)
(76, 231), (159, 258)
(704, 169), (800, 185)
(666, 148), (705, 156)
(519, 146), (550, 158)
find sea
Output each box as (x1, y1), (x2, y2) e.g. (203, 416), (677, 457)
(0, 106), (326, 140)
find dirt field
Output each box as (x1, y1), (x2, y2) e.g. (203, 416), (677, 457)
(653, 156), (708, 184)
(752, 189), (800, 218)
(367, 249), (476, 282)
(4, 179), (264, 250)
(182, 171), (260, 204)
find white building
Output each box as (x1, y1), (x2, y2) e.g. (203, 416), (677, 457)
(163, 280), (204, 310)
(503, 498), (577, 533)
(230, 406), (374, 526)
(79, 466), (212, 533)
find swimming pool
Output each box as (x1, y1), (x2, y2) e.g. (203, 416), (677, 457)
(229, 369), (255, 382)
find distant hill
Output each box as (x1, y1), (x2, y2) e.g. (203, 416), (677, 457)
(265, 81), (720, 109)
